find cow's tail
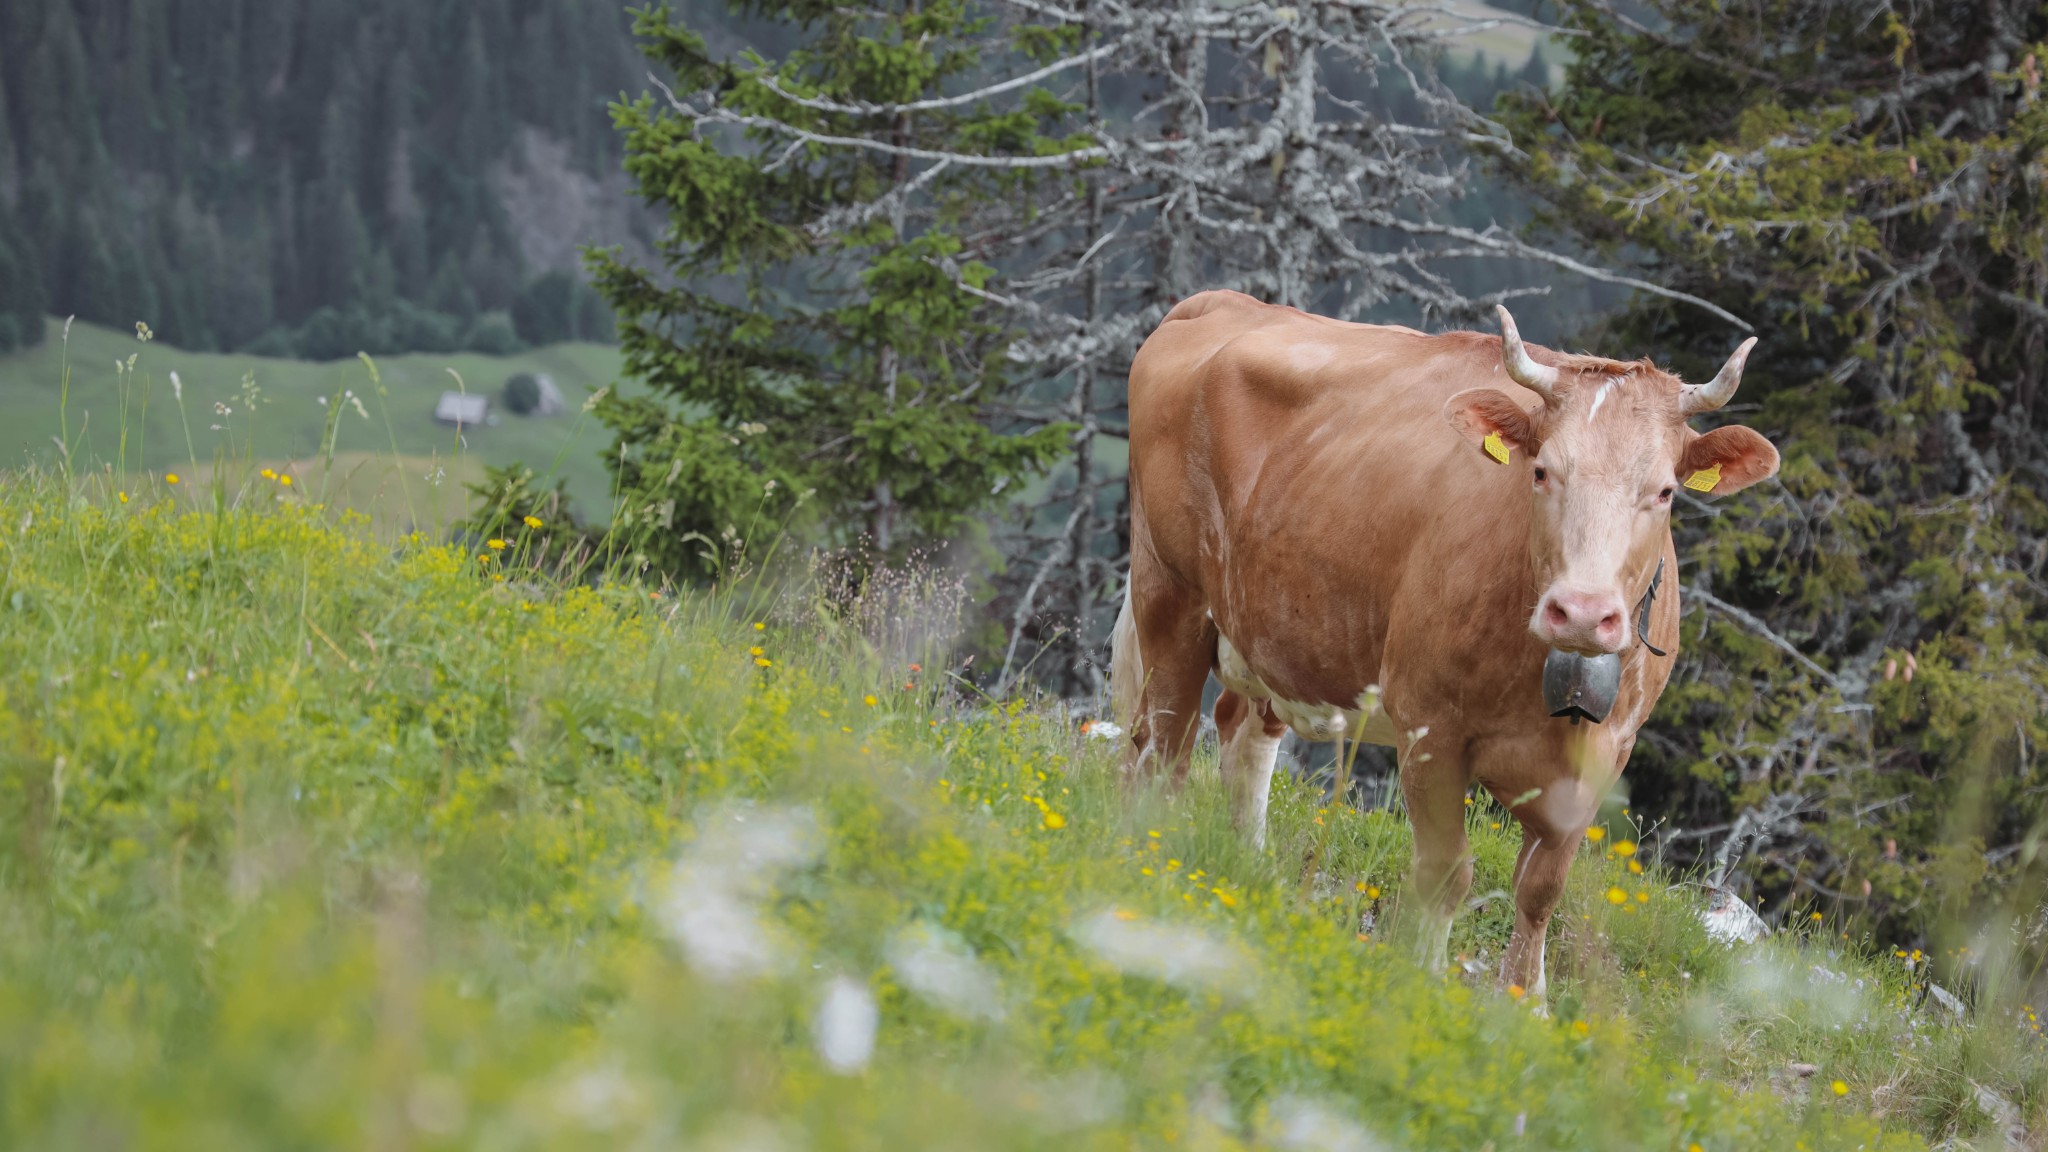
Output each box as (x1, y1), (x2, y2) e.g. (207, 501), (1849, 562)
(1110, 581), (1143, 732)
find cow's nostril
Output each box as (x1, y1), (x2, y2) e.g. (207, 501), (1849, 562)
(1544, 602), (1571, 629)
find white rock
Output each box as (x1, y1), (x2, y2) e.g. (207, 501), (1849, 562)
(1700, 886), (1769, 945)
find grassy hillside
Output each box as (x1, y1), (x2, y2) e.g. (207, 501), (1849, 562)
(0, 317), (627, 527)
(1, 470), (2041, 1148)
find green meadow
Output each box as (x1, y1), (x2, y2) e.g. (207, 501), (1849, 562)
(1, 464), (2041, 1149)
(0, 319), (628, 526)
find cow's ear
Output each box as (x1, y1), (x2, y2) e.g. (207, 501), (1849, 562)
(1444, 388), (1538, 462)
(1679, 425), (1779, 496)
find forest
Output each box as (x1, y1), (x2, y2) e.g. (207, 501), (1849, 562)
(0, 0), (645, 356)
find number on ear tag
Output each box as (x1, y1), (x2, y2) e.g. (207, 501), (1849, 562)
(1684, 463), (1721, 493)
(1483, 431), (1511, 465)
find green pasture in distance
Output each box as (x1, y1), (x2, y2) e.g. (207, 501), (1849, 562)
(0, 317), (628, 528)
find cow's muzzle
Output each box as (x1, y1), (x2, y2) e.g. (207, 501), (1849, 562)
(1543, 648), (1621, 725)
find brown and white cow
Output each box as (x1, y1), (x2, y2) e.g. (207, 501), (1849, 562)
(1112, 290), (1778, 999)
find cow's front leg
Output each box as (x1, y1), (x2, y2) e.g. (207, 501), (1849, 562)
(1398, 737), (1471, 974)
(1501, 827), (1583, 1009)
(1215, 690), (1286, 849)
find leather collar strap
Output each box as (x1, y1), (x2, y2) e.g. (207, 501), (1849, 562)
(1635, 556), (1668, 658)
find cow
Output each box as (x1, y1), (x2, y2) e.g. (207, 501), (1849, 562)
(1111, 290), (1779, 1001)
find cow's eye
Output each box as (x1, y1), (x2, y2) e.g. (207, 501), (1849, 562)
(1657, 486), (1674, 502)
(1532, 466), (1548, 485)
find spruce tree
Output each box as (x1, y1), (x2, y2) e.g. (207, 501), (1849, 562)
(581, 2), (1074, 575)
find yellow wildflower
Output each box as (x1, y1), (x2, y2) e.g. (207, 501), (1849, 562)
(1585, 827), (1605, 843)
(750, 646), (764, 656)
(260, 468), (276, 480)
(1831, 1080), (1848, 1097)
(165, 473), (180, 485)
(1613, 840), (1637, 857)
(523, 515), (544, 529)
(1214, 889), (1238, 908)
(1113, 908), (1138, 921)
(754, 658), (772, 668)
(487, 539), (507, 550)
(117, 492), (128, 504)
(280, 475), (292, 486)
(1605, 887), (1628, 906)
(1507, 984), (1526, 1000)
(864, 694), (878, 706)
(1043, 812), (1066, 830)
(1573, 1020), (1592, 1039)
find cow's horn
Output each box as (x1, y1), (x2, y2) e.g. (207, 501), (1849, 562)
(1496, 306), (1559, 401)
(1681, 337), (1759, 416)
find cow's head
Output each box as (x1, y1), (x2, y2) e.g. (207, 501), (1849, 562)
(1444, 307), (1779, 656)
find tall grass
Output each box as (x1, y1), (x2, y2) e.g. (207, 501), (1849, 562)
(0, 347), (2044, 1149)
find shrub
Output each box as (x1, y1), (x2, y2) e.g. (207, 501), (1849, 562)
(503, 372), (543, 416)
(463, 310), (525, 356)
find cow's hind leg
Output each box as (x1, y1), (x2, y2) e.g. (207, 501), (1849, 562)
(1120, 581), (1215, 784)
(1215, 690), (1286, 849)
(1399, 736), (1472, 974)
(1501, 826), (1583, 1008)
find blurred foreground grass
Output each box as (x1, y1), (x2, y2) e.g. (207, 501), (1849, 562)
(0, 470), (2040, 1149)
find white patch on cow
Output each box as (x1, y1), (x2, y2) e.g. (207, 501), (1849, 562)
(1288, 341), (1336, 373)
(1214, 632), (1396, 746)
(1585, 375), (1624, 424)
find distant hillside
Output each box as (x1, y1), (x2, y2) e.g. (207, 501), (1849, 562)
(0, 0), (656, 357)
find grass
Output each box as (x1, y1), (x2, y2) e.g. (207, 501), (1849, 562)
(0, 317), (628, 527)
(2, 467), (2043, 1150)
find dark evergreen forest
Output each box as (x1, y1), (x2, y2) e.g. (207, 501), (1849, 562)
(0, 0), (653, 357)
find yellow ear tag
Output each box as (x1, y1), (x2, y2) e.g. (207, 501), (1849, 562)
(1684, 463), (1721, 493)
(1483, 431), (1511, 465)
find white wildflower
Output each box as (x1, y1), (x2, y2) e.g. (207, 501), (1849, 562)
(886, 924), (1004, 1021)
(1070, 910), (1252, 993)
(1267, 1095), (1395, 1152)
(654, 804), (821, 981)
(169, 370), (182, 401)
(813, 977), (878, 1074)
